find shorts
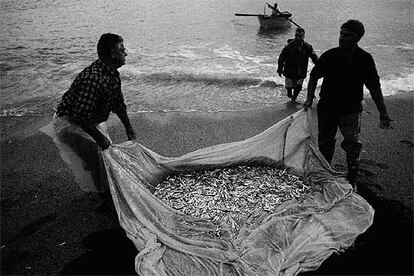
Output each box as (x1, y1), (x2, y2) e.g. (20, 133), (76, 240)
(285, 78), (304, 89)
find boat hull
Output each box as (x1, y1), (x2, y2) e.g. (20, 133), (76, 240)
(258, 15), (291, 29)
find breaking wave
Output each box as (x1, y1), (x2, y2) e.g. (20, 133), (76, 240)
(380, 71), (414, 95)
(122, 69), (276, 88)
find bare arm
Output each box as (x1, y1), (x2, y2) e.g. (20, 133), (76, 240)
(116, 109), (136, 140)
(304, 74), (318, 110)
(369, 87), (392, 129)
(365, 54), (392, 129)
(113, 90), (136, 141)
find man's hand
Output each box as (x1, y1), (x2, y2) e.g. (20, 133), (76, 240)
(303, 99), (313, 111)
(379, 115), (393, 129)
(78, 122), (111, 150)
(126, 126), (136, 140)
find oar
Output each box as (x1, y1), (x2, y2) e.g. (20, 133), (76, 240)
(234, 13), (261, 17)
(265, 2), (302, 29)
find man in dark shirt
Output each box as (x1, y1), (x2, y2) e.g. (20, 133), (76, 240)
(304, 20), (392, 189)
(277, 28), (318, 103)
(42, 33), (136, 209)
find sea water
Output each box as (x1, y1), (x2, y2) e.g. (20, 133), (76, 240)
(1, 0), (413, 116)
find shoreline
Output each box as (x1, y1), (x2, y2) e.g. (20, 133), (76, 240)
(1, 93), (413, 275)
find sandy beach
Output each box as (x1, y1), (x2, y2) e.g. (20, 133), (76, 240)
(1, 94), (413, 275)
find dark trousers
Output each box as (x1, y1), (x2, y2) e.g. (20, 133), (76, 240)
(317, 107), (362, 169)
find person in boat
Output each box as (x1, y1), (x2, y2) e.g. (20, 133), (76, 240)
(41, 33), (136, 212)
(277, 28), (318, 103)
(271, 3), (280, 17)
(304, 19), (392, 190)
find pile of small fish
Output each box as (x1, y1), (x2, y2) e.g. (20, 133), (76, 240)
(154, 165), (310, 237)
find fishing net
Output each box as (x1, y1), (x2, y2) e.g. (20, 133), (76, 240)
(102, 109), (374, 276)
(154, 166), (311, 240)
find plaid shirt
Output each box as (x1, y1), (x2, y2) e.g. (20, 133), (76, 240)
(56, 59), (127, 124)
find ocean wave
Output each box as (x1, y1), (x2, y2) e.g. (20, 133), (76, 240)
(213, 45), (269, 64)
(5, 46), (26, 50)
(127, 106), (279, 115)
(380, 71), (414, 95)
(0, 104), (279, 118)
(376, 43), (414, 51)
(0, 107), (41, 117)
(2, 69), (412, 118)
(124, 70), (267, 88)
(0, 96), (57, 117)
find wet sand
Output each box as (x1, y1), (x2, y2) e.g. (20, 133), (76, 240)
(1, 94), (412, 275)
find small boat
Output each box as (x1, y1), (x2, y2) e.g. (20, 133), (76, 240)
(258, 12), (292, 30)
(235, 2), (298, 30)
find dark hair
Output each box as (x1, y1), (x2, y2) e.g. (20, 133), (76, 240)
(296, 27), (305, 34)
(341, 19), (365, 41)
(97, 33), (123, 59)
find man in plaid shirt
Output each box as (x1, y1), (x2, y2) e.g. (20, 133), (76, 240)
(41, 33), (136, 207)
(57, 33), (135, 149)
